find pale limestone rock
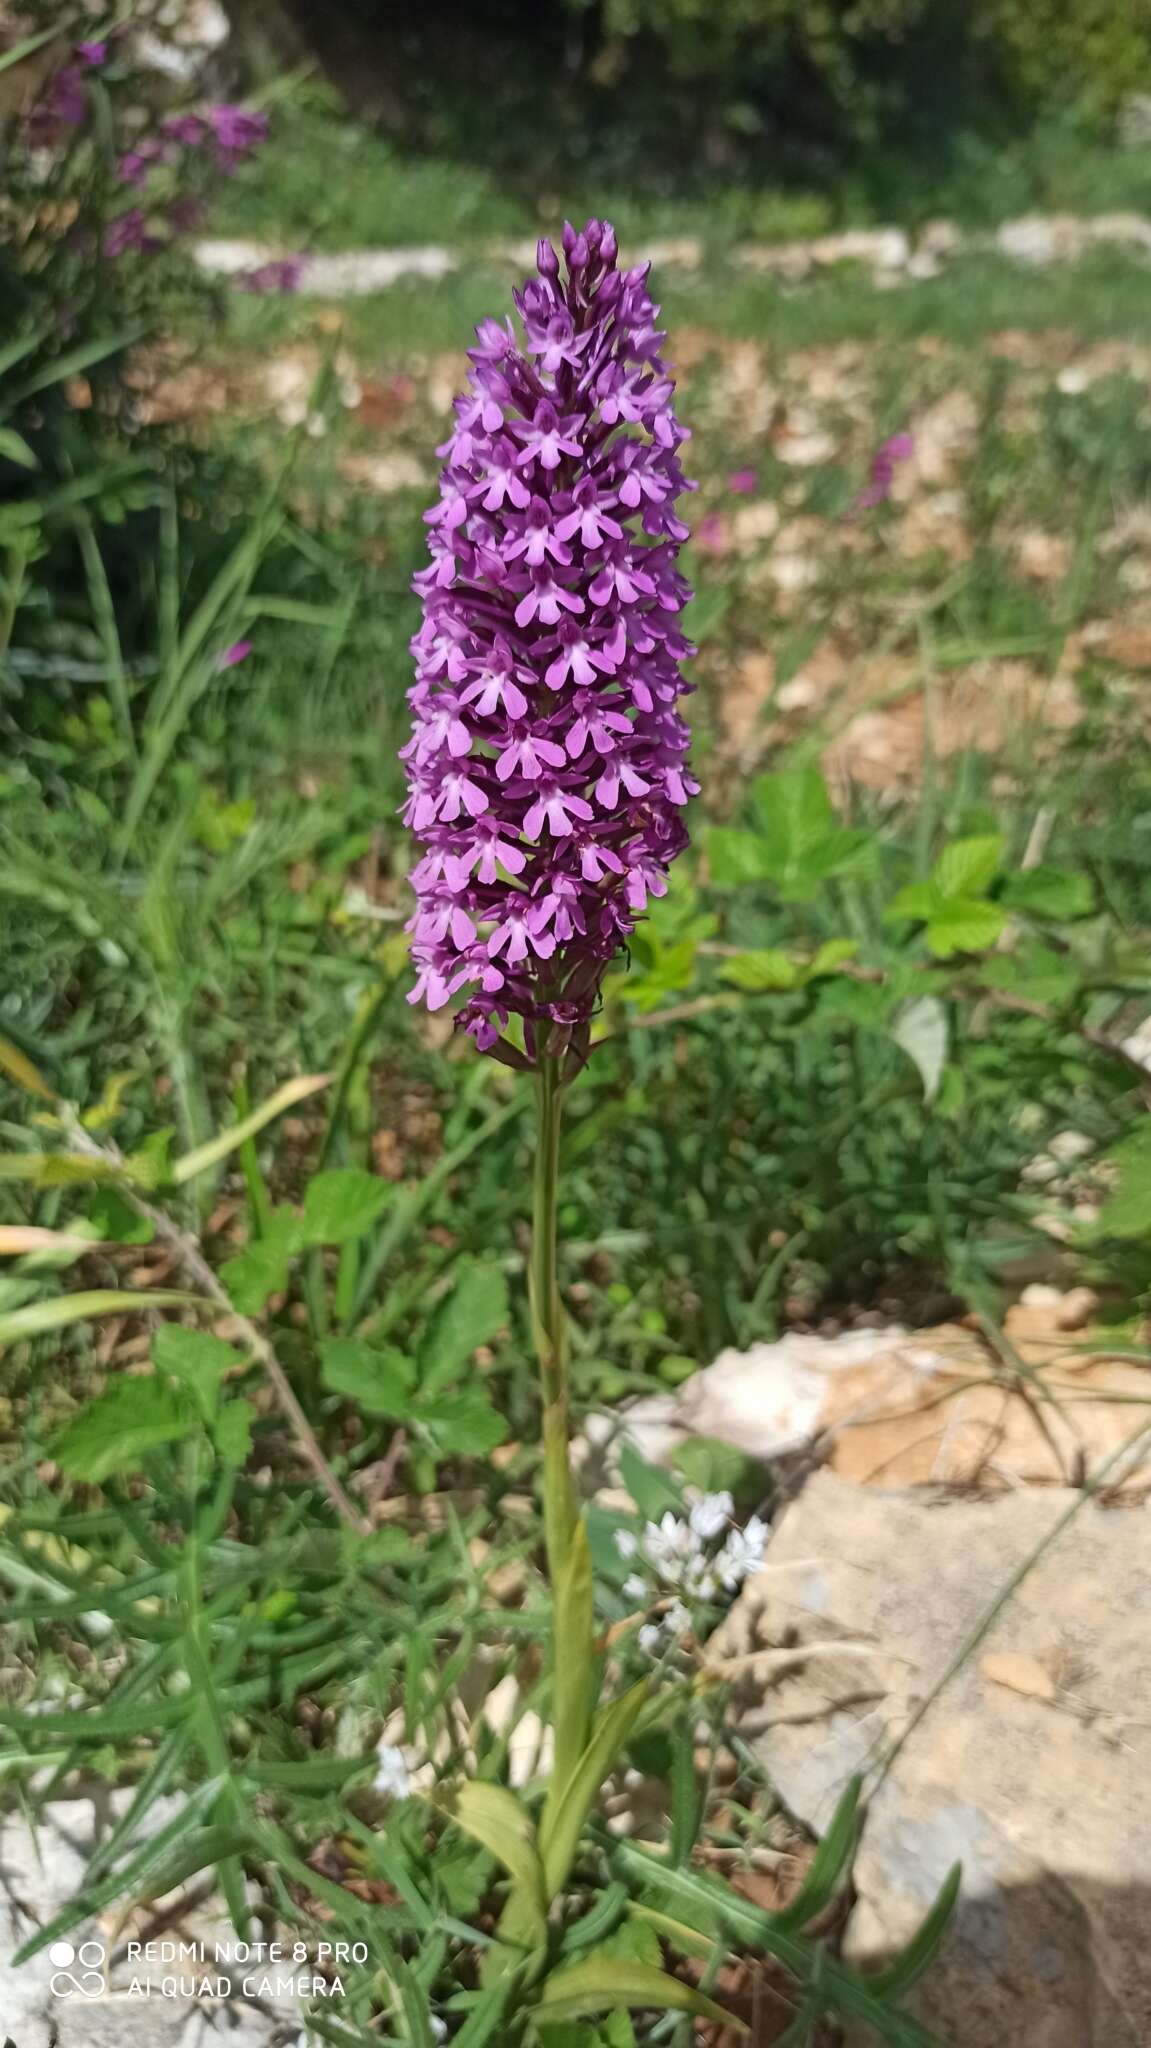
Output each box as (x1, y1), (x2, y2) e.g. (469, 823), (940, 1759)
(712, 1470), (1151, 2048)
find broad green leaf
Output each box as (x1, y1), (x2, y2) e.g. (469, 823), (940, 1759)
(432, 1781), (548, 1944)
(705, 826), (773, 886)
(85, 1187), (154, 1245)
(1001, 865), (1095, 921)
(0, 1036), (53, 1100)
(926, 901), (1008, 956)
(807, 938), (859, 978)
(321, 1337), (415, 1416)
(1095, 1136), (1151, 1238)
(421, 1259), (510, 1398)
(51, 1377), (190, 1482)
(932, 835), (1002, 901)
(975, 943), (1080, 1006)
(301, 1168), (393, 1246)
(416, 1384), (509, 1455)
(0, 1288), (197, 1345)
(868, 1862), (961, 1998)
(720, 949), (799, 993)
(891, 997), (949, 1102)
(218, 1206), (303, 1314)
(617, 1443), (683, 1524)
(528, 1956), (743, 2033)
(172, 1073), (331, 1184)
(214, 1400), (254, 1467)
(886, 881), (937, 923)
(153, 1325), (245, 1421)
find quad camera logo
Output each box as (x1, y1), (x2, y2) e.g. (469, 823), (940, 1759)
(49, 1939), (107, 2000)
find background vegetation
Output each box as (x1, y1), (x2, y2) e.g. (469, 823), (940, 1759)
(2, 3), (1151, 2040)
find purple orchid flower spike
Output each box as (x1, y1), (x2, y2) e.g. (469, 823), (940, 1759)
(403, 220), (697, 1068)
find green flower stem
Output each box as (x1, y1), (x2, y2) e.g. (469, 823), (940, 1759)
(531, 1051), (578, 1589)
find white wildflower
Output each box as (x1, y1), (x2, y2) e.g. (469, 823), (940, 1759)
(638, 1623), (663, 1657)
(689, 1490), (734, 1542)
(372, 1742), (411, 1801)
(614, 1529), (639, 1559)
(430, 2022), (448, 2043)
(716, 1514), (770, 1591)
(622, 1573), (649, 1604)
(663, 1599), (691, 1639)
(643, 1512), (697, 1583)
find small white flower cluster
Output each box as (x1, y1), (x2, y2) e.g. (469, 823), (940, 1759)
(616, 1492), (770, 1656)
(372, 1741), (412, 1801)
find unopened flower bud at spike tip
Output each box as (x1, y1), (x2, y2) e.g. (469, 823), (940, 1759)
(402, 221), (698, 1059)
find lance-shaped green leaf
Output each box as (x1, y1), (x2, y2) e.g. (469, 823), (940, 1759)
(541, 1680), (650, 1899)
(172, 1073), (332, 1184)
(0, 1035), (54, 1100)
(535, 1516), (599, 1898)
(431, 1781), (548, 1947)
(0, 1288), (199, 1346)
(867, 1862), (961, 2000)
(527, 1955), (745, 2033)
(770, 1774), (862, 1932)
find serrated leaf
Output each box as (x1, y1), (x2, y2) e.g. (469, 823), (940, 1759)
(421, 1259), (510, 1398)
(153, 1325), (244, 1421)
(1001, 865), (1095, 921)
(218, 1206), (303, 1314)
(51, 1376), (191, 1481)
(891, 997), (949, 1102)
(705, 827), (773, 886)
(720, 949), (799, 993)
(321, 1337), (415, 1416)
(213, 1400), (254, 1467)
(528, 1956), (744, 2033)
(301, 1168), (393, 1247)
(932, 834), (1002, 901)
(886, 881), (937, 922)
(416, 1384), (508, 1455)
(925, 900), (1008, 956)
(85, 1187), (155, 1245)
(807, 938), (859, 978)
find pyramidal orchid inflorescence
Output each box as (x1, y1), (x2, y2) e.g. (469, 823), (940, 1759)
(402, 219), (697, 1062)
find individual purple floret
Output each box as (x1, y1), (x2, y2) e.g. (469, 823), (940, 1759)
(402, 220), (697, 1060)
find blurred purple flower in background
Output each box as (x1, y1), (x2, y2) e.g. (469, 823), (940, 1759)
(694, 511), (727, 556)
(76, 40), (108, 67)
(235, 256), (307, 294)
(103, 209), (157, 258)
(728, 467), (758, 494)
(849, 429), (914, 515)
(217, 640), (253, 671)
(205, 105), (269, 171)
(403, 219), (697, 1056)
